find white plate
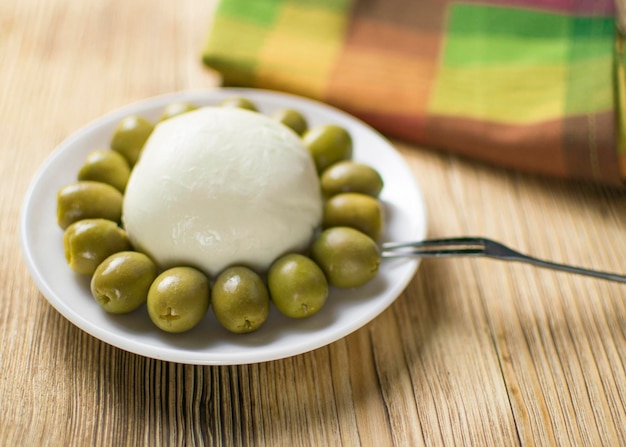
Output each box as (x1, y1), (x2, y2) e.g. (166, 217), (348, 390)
(19, 88), (427, 365)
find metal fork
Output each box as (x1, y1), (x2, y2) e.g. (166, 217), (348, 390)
(381, 237), (626, 284)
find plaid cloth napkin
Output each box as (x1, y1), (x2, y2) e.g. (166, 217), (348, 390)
(203, 0), (626, 187)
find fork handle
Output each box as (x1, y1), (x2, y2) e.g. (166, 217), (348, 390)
(492, 252), (626, 284)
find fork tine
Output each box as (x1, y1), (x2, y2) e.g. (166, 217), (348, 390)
(381, 247), (486, 259)
(381, 237), (487, 258)
(382, 237), (486, 250)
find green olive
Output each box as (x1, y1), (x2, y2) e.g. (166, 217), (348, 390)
(323, 192), (384, 241)
(320, 161), (384, 198)
(211, 266), (269, 334)
(219, 97), (258, 111)
(302, 124), (352, 173)
(63, 219), (131, 276)
(77, 149), (131, 193)
(147, 267), (210, 333)
(110, 115), (154, 166)
(57, 181), (123, 230)
(271, 109), (308, 135)
(268, 254), (328, 318)
(159, 102), (198, 121)
(311, 227), (380, 288)
(90, 251), (158, 314)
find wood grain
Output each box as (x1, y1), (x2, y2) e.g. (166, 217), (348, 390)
(1, 0), (625, 445)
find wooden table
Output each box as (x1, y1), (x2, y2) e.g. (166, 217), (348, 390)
(2, 1), (625, 445)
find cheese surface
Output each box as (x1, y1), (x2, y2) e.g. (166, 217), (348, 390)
(122, 106), (322, 276)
